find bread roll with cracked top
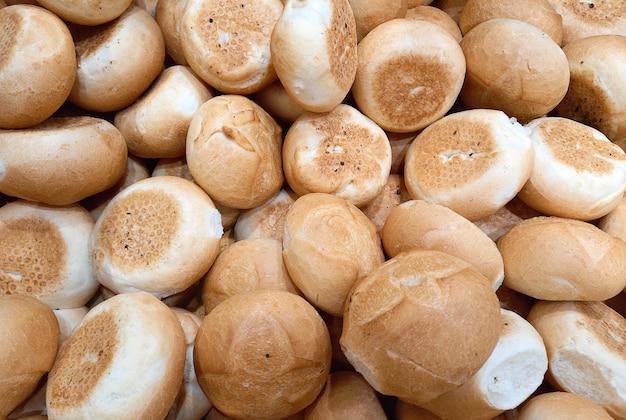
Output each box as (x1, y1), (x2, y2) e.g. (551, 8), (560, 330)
(46, 292), (186, 419)
(233, 188), (298, 242)
(89, 176), (223, 300)
(0, 295), (59, 419)
(37, 0), (131, 24)
(518, 391), (613, 420)
(340, 248), (502, 406)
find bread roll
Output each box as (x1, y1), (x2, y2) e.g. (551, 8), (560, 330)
(528, 300), (626, 419)
(270, 0), (358, 112)
(348, 0), (408, 41)
(201, 238), (300, 313)
(382, 200), (505, 290)
(37, 0), (131, 25)
(282, 193), (385, 317)
(250, 79), (307, 123)
(114, 65), (213, 158)
(599, 195), (626, 243)
(233, 188), (298, 242)
(340, 248), (502, 406)
(405, 5), (462, 42)
(518, 117), (626, 220)
(518, 391), (613, 420)
(154, 0), (189, 65)
(54, 306), (89, 346)
(459, 0), (563, 45)
(360, 174), (411, 235)
(0, 295), (59, 419)
(180, 0), (282, 94)
(193, 290), (332, 419)
(498, 216), (626, 301)
(432, 0), (466, 23)
(352, 18), (465, 133)
(304, 371), (387, 419)
(47, 292), (186, 419)
(0, 5), (76, 129)
(89, 176), (223, 300)
(419, 309), (548, 420)
(282, 104), (392, 207)
(68, 5), (165, 112)
(403, 109), (534, 221)
(186, 95), (284, 209)
(0, 200), (99, 309)
(133, 0), (158, 16)
(460, 19), (569, 123)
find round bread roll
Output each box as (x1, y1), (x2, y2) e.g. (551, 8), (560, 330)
(340, 248), (502, 406)
(348, 0), (408, 41)
(186, 94), (284, 209)
(0, 200), (99, 309)
(403, 109), (534, 221)
(282, 193), (385, 317)
(556, 35), (626, 147)
(405, 5), (463, 42)
(201, 238), (300, 313)
(518, 391), (613, 420)
(46, 292), (186, 419)
(0, 295), (59, 419)
(382, 200), (505, 290)
(180, 0), (282, 94)
(420, 308), (548, 420)
(304, 371), (387, 419)
(68, 5), (165, 112)
(0, 116), (128, 205)
(497, 216), (626, 301)
(352, 18), (465, 133)
(89, 176), (223, 299)
(599, 195), (626, 243)
(459, 0), (563, 45)
(250, 79), (307, 123)
(37, 0), (131, 24)
(114, 65), (213, 158)
(528, 300), (626, 419)
(194, 290), (332, 419)
(233, 188), (298, 242)
(0, 4), (76, 129)
(154, 0), (189, 65)
(460, 18), (570, 123)
(432, 0), (467, 23)
(282, 104), (392, 207)
(360, 174), (411, 235)
(545, 0), (626, 46)
(518, 117), (626, 220)
(270, 0), (358, 112)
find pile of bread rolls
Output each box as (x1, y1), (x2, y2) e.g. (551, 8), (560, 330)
(2, 0), (626, 418)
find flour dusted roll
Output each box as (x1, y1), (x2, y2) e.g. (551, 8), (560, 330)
(0, 200), (98, 309)
(37, 0), (131, 24)
(0, 4), (76, 129)
(46, 292), (186, 419)
(89, 176), (223, 300)
(518, 392), (614, 420)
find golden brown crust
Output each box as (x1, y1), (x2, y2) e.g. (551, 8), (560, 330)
(518, 392), (613, 420)
(348, 0), (408, 41)
(155, 0), (189, 65)
(405, 5), (462, 42)
(37, 0), (132, 25)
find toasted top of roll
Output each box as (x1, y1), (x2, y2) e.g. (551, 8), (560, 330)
(46, 292), (186, 419)
(518, 391), (613, 420)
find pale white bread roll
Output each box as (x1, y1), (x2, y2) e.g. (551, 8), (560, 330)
(37, 0), (131, 24)
(304, 370), (387, 419)
(46, 292), (186, 419)
(0, 116), (128, 206)
(154, 0), (189, 65)
(556, 35), (626, 147)
(386, 130), (418, 175)
(352, 18), (465, 133)
(233, 188), (298, 242)
(419, 309), (548, 420)
(527, 300), (626, 419)
(201, 238), (300, 314)
(68, 5), (165, 112)
(340, 248), (502, 406)
(545, 0), (626, 45)
(459, 0), (563, 45)
(180, 0), (282, 95)
(270, 0), (358, 112)
(383, 200), (505, 290)
(460, 19), (570, 123)
(54, 306), (88, 346)
(0, 295), (59, 419)
(167, 308), (211, 420)
(519, 117), (626, 221)
(498, 216), (626, 301)
(599, 194), (626, 243)
(0, 200), (99, 309)
(518, 391), (614, 420)
(114, 65), (213, 159)
(250, 79), (307, 123)
(405, 5), (462, 42)
(193, 290), (332, 419)
(0, 5), (76, 129)
(432, 0), (466, 23)
(348, 0), (407, 41)
(282, 104), (392, 207)
(403, 109), (534, 221)
(89, 176), (223, 300)
(282, 193), (385, 317)
(360, 174), (411, 236)
(186, 94), (284, 210)
(473, 196), (542, 242)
